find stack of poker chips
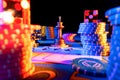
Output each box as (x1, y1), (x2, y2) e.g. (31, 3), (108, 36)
(105, 6), (120, 80)
(0, 24), (35, 80)
(46, 26), (55, 40)
(95, 22), (110, 56)
(78, 22), (103, 56)
(31, 25), (41, 47)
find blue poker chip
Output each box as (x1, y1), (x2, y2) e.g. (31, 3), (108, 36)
(72, 58), (107, 77)
(105, 6), (120, 17)
(108, 50), (120, 62)
(109, 52), (120, 62)
(112, 26), (120, 35)
(81, 34), (99, 41)
(78, 26), (96, 34)
(108, 14), (120, 21)
(110, 40), (120, 47)
(111, 41), (120, 49)
(78, 23), (97, 34)
(83, 43), (101, 47)
(110, 19), (120, 26)
(107, 62), (120, 80)
(110, 44), (120, 52)
(82, 50), (102, 56)
(83, 47), (103, 52)
(83, 45), (103, 52)
(106, 66), (117, 80)
(108, 61), (120, 70)
(81, 41), (99, 45)
(111, 36), (120, 42)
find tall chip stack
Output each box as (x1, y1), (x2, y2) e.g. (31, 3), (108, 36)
(78, 23), (103, 56)
(105, 6), (120, 80)
(0, 0), (34, 79)
(0, 24), (35, 80)
(95, 22), (110, 56)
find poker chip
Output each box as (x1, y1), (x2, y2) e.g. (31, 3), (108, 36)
(110, 19), (120, 26)
(72, 58), (107, 77)
(112, 26), (120, 35)
(111, 35), (120, 42)
(108, 13), (120, 21)
(106, 62), (120, 80)
(78, 22), (97, 34)
(0, 64), (34, 80)
(83, 50), (102, 56)
(81, 40), (99, 45)
(109, 51), (120, 62)
(81, 34), (99, 41)
(0, 57), (31, 65)
(105, 6), (120, 17)
(83, 43), (101, 47)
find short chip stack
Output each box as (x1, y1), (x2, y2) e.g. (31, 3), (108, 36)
(78, 22), (103, 56)
(0, 24), (35, 80)
(105, 6), (120, 80)
(95, 22), (110, 56)
(46, 26), (55, 40)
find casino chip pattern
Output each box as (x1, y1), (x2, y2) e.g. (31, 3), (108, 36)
(72, 58), (107, 77)
(105, 6), (120, 80)
(0, 24), (35, 80)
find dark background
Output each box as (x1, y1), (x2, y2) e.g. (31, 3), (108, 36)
(30, 0), (120, 33)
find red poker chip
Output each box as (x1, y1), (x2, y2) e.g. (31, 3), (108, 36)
(0, 24), (13, 30)
(0, 64), (34, 76)
(0, 41), (24, 49)
(0, 52), (31, 61)
(0, 63), (33, 74)
(0, 62), (32, 71)
(0, 27), (31, 36)
(0, 48), (31, 58)
(0, 57), (31, 66)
